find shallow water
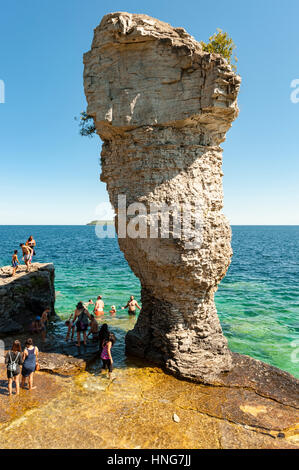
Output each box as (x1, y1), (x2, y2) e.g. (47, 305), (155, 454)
(0, 225), (298, 377)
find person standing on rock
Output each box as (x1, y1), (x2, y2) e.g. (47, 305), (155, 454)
(121, 296), (141, 315)
(73, 301), (91, 347)
(98, 323), (109, 356)
(65, 311), (76, 342)
(26, 235), (36, 263)
(100, 332), (116, 379)
(94, 295), (104, 316)
(20, 243), (33, 272)
(41, 307), (50, 342)
(5, 340), (23, 396)
(21, 338), (39, 391)
(11, 250), (20, 276)
(30, 316), (43, 335)
(87, 314), (99, 341)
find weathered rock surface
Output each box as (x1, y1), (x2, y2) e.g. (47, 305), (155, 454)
(0, 263), (56, 335)
(0, 365), (297, 448)
(0, 364), (63, 425)
(83, 12), (241, 381)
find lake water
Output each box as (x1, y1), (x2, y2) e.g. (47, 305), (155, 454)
(0, 225), (298, 377)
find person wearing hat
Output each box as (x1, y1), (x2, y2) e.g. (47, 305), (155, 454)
(109, 305), (116, 316)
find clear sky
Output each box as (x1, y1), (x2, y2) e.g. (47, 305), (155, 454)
(0, 0), (298, 225)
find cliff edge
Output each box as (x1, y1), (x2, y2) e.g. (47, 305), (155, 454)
(0, 263), (55, 335)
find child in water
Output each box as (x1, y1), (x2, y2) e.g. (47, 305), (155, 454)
(87, 314), (99, 341)
(101, 332), (116, 379)
(11, 250), (19, 276)
(109, 305), (116, 316)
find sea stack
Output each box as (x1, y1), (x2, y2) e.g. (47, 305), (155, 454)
(83, 12), (241, 381)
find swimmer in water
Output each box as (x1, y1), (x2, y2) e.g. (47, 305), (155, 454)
(109, 305), (116, 316)
(94, 296), (104, 316)
(121, 295), (141, 315)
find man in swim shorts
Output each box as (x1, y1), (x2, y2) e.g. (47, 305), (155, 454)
(11, 250), (20, 276)
(121, 295), (141, 315)
(20, 243), (33, 272)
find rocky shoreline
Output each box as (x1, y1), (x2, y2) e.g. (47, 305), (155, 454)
(0, 263), (56, 335)
(0, 264), (298, 448)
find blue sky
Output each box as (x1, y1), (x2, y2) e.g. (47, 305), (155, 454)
(0, 0), (298, 224)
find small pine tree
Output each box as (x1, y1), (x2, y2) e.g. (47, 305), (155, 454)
(75, 111), (96, 137)
(200, 29), (238, 71)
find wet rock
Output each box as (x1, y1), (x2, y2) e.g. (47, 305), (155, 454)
(0, 263), (56, 335)
(213, 352), (299, 409)
(0, 364), (63, 425)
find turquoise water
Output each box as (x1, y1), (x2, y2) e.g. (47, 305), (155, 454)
(0, 225), (298, 377)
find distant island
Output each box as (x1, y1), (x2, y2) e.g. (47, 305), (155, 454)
(86, 220), (114, 225)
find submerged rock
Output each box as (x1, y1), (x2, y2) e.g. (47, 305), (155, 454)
(0, 263), (56, 335)
(83, 12), (240, 381)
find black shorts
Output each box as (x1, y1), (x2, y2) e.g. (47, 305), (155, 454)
(7, 369), (20, 379)
(77, 323), (88, 332)
(102, 359), (113, 373)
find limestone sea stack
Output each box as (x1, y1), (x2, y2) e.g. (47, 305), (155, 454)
(83, 12), (241, 382)
(0, 263), (56, 335)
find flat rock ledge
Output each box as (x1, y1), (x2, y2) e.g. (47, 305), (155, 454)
(0, 263), (56, 335)
(2, 330), (100, 376)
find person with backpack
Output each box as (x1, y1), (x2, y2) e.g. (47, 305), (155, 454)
(73, 301), (91, 347)
(100, 332), (116, 379)
(5, 340), (23, 396)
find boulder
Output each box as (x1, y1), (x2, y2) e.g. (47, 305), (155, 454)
(0, 263), (56, 335)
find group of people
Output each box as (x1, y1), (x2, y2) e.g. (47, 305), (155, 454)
(11, 235), (36, 275)
(5, 338), (39, 395)
(63, 294), (141, 379)
(65, 295), (141, 345)
(64, 301), (116, 378)
(5, 230), (143, 389)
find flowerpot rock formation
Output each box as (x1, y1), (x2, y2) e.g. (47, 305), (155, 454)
(83, 12), (241, 382)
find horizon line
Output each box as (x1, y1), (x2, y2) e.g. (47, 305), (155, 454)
(0, 224), (299, 227)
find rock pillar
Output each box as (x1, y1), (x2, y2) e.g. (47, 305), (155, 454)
(84, 12), (241, 381)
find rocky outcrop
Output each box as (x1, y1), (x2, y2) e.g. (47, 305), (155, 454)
(83, 12), (241, 382)
(0, 263), (56, 335)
